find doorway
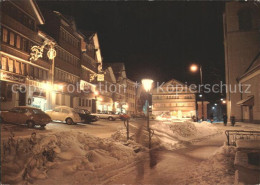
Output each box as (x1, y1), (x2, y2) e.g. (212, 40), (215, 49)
(18, 88), (26, 106)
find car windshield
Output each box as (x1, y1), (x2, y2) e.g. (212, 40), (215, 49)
(32, 109), (45, 114)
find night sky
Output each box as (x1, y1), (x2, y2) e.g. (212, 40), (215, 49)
(37, 1), (225, 100)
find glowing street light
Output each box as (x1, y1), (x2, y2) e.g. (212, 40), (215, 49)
(214, 103), (217, 106)
(190, 63), (204, 120)
(222, 100), (226, 104)
(94, 91), (99, 96)
(142, 79), (154, 92)
(142, 78), (153, 149)
(190, 64), (198, 72)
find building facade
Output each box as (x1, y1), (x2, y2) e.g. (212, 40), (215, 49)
(0, 0), (137, 115)
(223, 2), (260, 123)
(151, 79), (196, 119)
(40, 10), (82, 109)
(1, 0), (51, 111)
(125, 79), (137, 115)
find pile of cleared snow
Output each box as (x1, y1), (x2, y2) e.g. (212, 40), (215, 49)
(1, 131), (143, 184)
(151, 121), (219, 150)
(184, 145), (236, 184)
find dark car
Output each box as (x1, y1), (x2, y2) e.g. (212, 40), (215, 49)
(0, 106), (51, 128)
(74, 109), (99, 123)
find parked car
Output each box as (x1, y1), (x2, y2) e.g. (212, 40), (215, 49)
(74, 108), (99, 123)
(45, 106), (82, 125)
(0, 106), (51, 128)
(92, 111), (119, 121)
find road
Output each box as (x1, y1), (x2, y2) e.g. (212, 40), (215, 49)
(109, 133), (226, 185)
(1, 119), (128, 139)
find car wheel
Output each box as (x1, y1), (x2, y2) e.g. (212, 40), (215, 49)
(108, 117), (114, 121)
(41, 124), (46, 128)
(27, 120), (35, 128)
(66, 118), (74, 125)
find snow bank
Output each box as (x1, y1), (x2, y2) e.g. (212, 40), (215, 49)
(111, 121), (219, 151)
(184, 145), (236, 184)
(1, 131), (143, 184)
(151, 121), (219, 150)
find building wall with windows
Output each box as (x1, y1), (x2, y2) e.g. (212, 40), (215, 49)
(151, 79), (196, 118)
(40, 10), (82, 109)
(0, 0), (51, 110)
(125, 79), (136, 115)
(223, 2), (260, 122)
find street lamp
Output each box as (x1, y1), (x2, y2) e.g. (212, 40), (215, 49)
(190, 64), (204, 121)
(30, 40), (56, 110)
(141, 79), (153, 149)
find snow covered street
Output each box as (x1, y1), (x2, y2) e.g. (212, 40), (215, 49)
(1, 120), (260, 184)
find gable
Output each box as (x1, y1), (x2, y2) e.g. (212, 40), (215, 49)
(163, 79), (187, 87)
(10, 0), (44, 25)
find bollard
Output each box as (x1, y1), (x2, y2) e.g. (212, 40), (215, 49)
(123, 118), (130, 140)
(231, 116), (236, 126)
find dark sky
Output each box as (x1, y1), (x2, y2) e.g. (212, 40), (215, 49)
(37, 1), (225, 100)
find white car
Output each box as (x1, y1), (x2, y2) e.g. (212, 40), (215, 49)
(45, 106), (82, 124)
(92, 111), (119, 121)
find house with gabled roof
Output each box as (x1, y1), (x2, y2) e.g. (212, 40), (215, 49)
(151, 79), (197, 119)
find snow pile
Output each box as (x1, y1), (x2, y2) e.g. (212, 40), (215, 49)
(169, 121), (197, 137)
(151, 121), (219, 150)
(184, 145), (236, 184)
(1, 131), (142, 184)
(111, 121), (219, 151)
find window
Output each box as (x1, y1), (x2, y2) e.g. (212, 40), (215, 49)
(21, 63), (26, 75)
(22, 39), (29, 52)
(39, 69), (43, 79)
(89, 100), (92, 107)
(34, 67), (38, 78)
(15, 61), (21, 74)
(16, 35), (21, 49)
(55, 93), (61, 105)
(238, 9), (252, 31)
(61, 94), (66, 105)
(53, 108), (61, 112)
(2, 28), (8, 43)
(62, 109), (69, 114)
(43, 70), (46, 80)
(1, 57), (8, 71)
(82, 99), (85, 106)
(86, 99), (89, 107)
(10, 32), (15, 46)
(8, 59), (14, 72)
(79, 98), (81, 106)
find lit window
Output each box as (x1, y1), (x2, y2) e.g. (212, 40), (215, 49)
(21, 63), (25, 75)
(16, 35), (21, 49)
(2, 28), (8, 43)
(8, 59), (14, 72)
(1, 57), (8, 71)
(10, 32), (15, 46)
(15, 61), (20, 74)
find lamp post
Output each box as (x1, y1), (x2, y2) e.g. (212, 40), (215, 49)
(94, 91), (99, 113)
(141, 79), (153, 149)
(190, 64), (204, 121)
(30, 40), (56, 110)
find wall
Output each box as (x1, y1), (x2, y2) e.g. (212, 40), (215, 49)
(224, 2), (260, 121)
